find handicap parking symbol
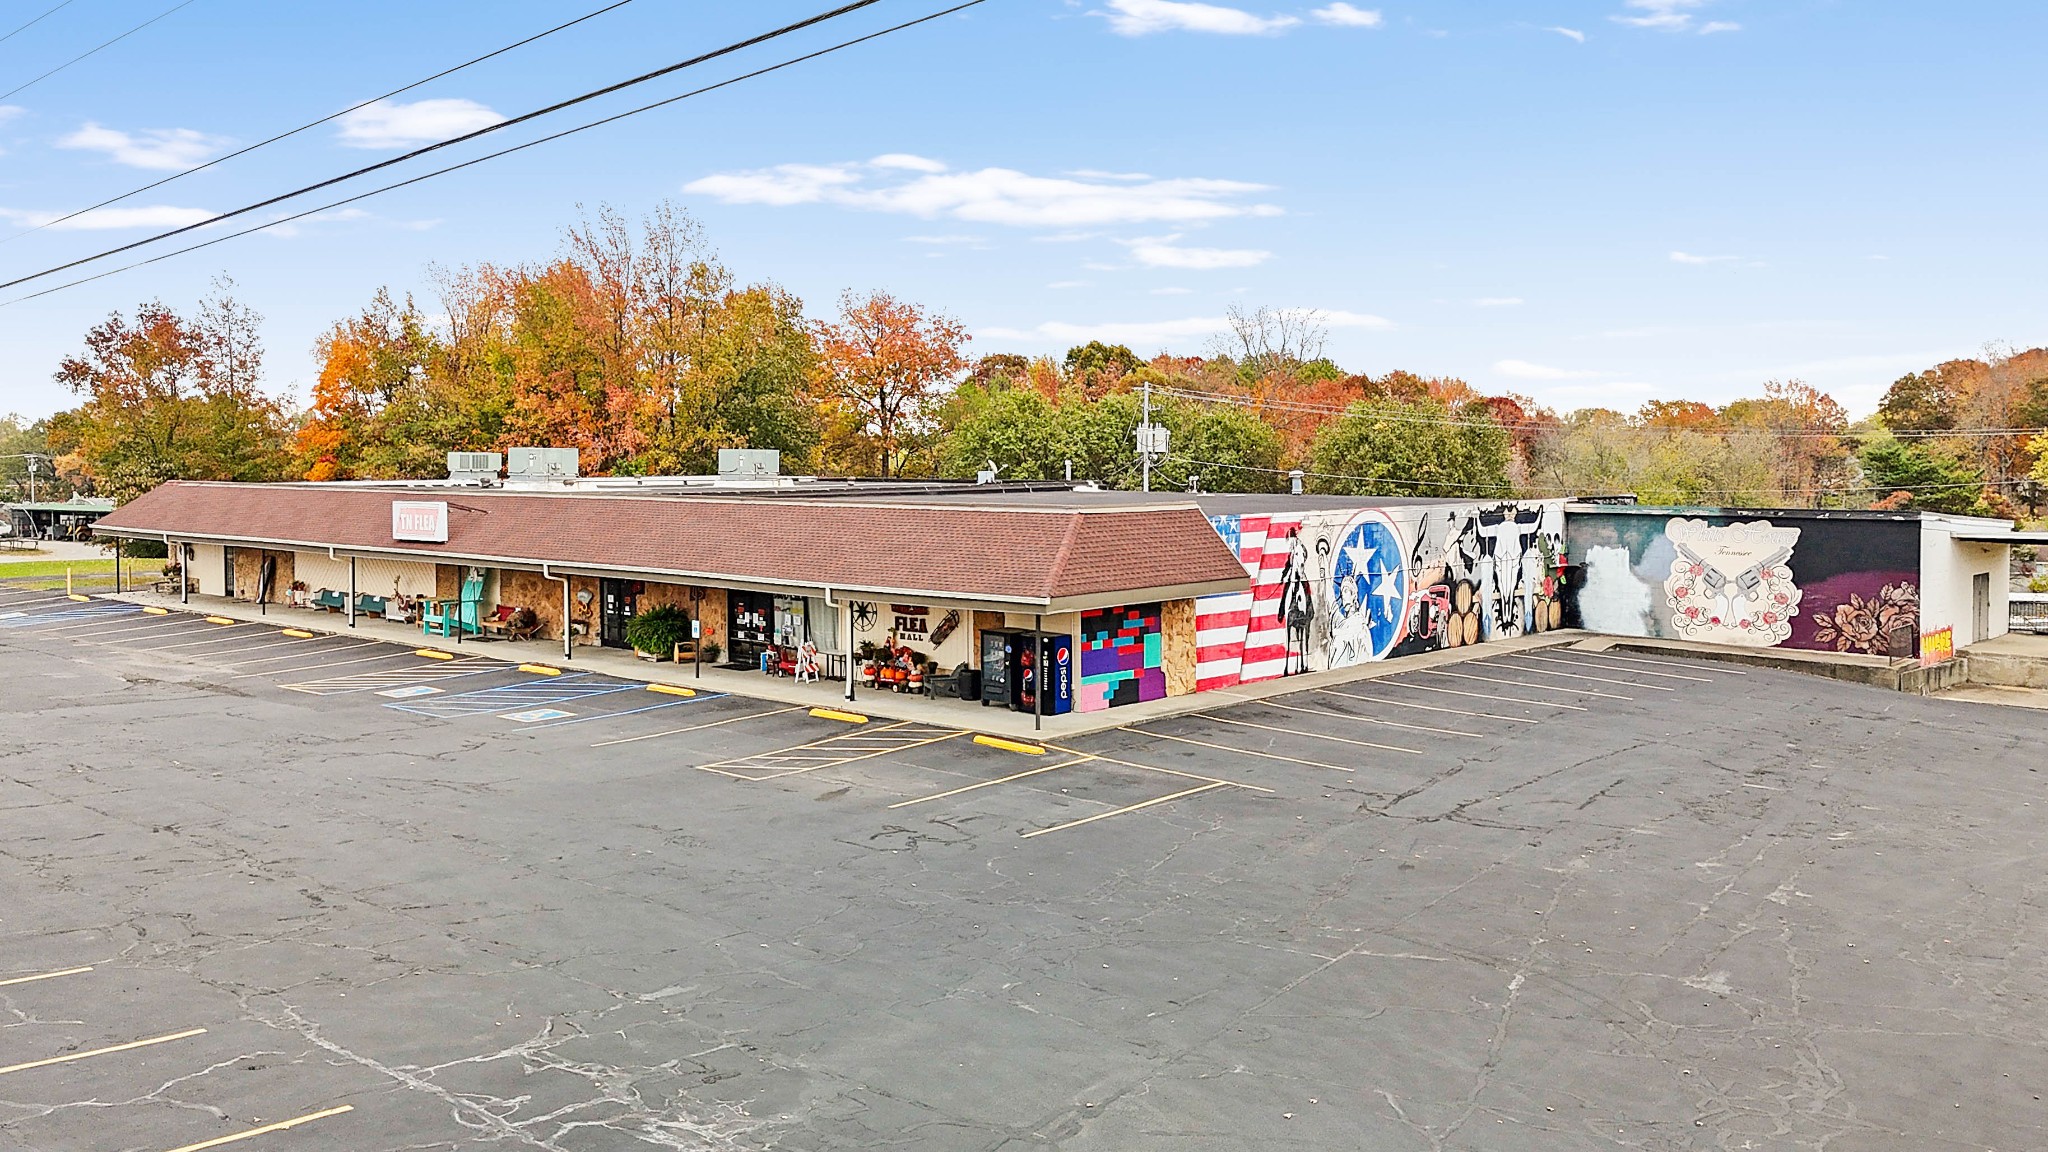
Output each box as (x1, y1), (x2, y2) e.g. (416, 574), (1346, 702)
(376, 685), (443, 698)
(503, 708), (573, 723)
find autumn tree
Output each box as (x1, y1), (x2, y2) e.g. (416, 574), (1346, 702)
(1859, 433), (1989, 515)
(813, 289), (969, 477)
(54, 281), (290, 501)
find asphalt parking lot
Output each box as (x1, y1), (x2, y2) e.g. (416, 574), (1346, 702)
(2, 584), (2045, 1151)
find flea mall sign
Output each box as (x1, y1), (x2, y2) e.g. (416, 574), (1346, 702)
(392, 500), (450, 543)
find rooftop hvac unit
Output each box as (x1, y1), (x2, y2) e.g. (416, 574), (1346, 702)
(445, 451), (502, 482)
(717, 448), (781, 477)
(504, 447), (580, 480)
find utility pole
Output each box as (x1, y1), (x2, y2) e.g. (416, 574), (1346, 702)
(1141, 376), (1151, 493)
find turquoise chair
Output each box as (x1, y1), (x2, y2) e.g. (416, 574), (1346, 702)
(422, 571), (485, 637)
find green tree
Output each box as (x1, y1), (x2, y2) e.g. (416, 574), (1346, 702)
(1308, 399), (1511, 497)
(1860, 435), (1989, 515)
(936, 384), (1062, 479)
(1062, 341), (1141, 393)
(1160, 406), (1286, 492)
(1877, 369), (1962, 432)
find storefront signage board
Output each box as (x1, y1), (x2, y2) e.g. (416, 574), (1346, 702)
(392, 500), (449, 543)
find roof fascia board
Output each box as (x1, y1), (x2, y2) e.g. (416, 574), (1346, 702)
(100, 525), (1057, 608)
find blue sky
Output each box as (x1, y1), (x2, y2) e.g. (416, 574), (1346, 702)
(0, 0), (2042, 420)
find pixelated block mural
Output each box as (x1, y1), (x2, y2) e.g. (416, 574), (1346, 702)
(1079, 603), (1166, 712)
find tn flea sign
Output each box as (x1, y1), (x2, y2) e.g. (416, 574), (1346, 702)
(392, 500), (450, 543)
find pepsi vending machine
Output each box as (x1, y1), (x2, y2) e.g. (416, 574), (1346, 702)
(979, 629), (1072, 715)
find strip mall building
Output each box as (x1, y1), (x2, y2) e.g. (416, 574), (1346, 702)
(95, 464), (2026, 711)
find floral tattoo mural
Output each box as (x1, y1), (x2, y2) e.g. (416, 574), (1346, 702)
(1662, 519), (1803, 646)
(1810, 582), (1918, 654)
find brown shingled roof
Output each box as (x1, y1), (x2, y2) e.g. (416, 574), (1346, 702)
(97, 482), (1248, 608)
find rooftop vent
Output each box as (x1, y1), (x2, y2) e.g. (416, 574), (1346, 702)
(446, 451), (502, 484)
(504, 447), (580, 486)
(717, 448), (781, 477)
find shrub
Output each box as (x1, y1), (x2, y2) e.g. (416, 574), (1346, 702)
(624, 602), (691, 656)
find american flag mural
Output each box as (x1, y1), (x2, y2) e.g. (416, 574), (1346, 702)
(1195, 514), (1303, 689)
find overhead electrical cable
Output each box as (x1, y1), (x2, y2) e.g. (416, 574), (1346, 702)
(0, 0), (80, 46)
(0, 0), (196, 102)
(1157, 385), (2048, 442)
(0, 0), (891, 291)
(0, 0), (990, 307)
(6, 0), (641, 242)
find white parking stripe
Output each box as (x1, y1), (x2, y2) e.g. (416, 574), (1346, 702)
(1313, 687), (1540, 724)
(589, 705), (804, 747)
(215, 638), (387, 668)
(65, 617), (216, 638)
(1202, 712), (1452, 751)
(1222, 695), (1479, 738)
(1516, 652), (1713, 683)
(128, 627), (271, 652)
(1124, 726), (1385, 768)
(1370, 679), (1587, 710)
(1419, 668), (1632, 701)
(1474, 659), (1670, 691)
(1575, 649), (1747, 675)
(230, 648), (431, 678)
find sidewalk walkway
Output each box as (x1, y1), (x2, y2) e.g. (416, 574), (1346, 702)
(102, 589), (1585, 739)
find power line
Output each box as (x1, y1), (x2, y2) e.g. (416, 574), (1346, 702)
(1167, 455), (2029, 502)
(0, 0), (888, 292)
(0, 0), (992, 307)
(0, 0), (196, 102)
(6, 0), (641, 243)
(1159, 385), (2048, 443)
(0, 0), (79, 46)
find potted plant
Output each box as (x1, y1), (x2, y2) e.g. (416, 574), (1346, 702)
(700, 640), (722, 664)
(625, 603), (692, 661)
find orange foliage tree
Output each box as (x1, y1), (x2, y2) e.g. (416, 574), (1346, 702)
(813, 290), (969, 477)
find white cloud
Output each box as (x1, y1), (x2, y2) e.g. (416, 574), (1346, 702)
(903, 233), (990, 247)
(336, 98), (504, 149)
(1548, 26), (1586, 42)
(1311, 3), (1381, 27)
(1066, 169), (1152, 181)
(1495, 358), (1598, 380)
(1475, 296), (1524, 307)
(1097, 0), (1300, 36)
(984, 309), (1388, 352)
(1124, 234), (1271, 269)
(1669, 250), (1738, 264)
(0, 105), (25, 124)
(687, 158), (1282, 229)
(1151, 286), (1194, 295)
(0, 204), (214, 230)
(1612, 0), (1737, 33)
(870, 152), (947, 172)
(58, 122), (226, 170)
(1047, 280), (1090, 289)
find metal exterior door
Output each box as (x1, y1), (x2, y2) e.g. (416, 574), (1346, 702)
(599, 578), (635, 649)
(1973, 572), (1991, 643)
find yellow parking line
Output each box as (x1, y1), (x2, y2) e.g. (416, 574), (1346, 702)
(1124, 727), (1379, 769)
(0, 1028), (206, 1077)
(888, 755), (1098, 808)
(0, 965), (93, 988)
(1020, 782), (1230, 839)
(159, 1104), (354, 1152)
(1313, 687), (1539, 723)
(731, 730), (970, 779)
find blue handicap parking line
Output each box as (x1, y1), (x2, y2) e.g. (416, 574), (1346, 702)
(516, 692), (729, 730)
(383, 672), (643, 719)
(0, 603), (144, 628)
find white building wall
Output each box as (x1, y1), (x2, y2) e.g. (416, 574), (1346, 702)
(294, 552), (351, 594)
(1919, 516), (2012, 648)
(186, 543), (225, 597)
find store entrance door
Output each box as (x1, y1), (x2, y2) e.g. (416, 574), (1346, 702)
(599, 578), (638, 649)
